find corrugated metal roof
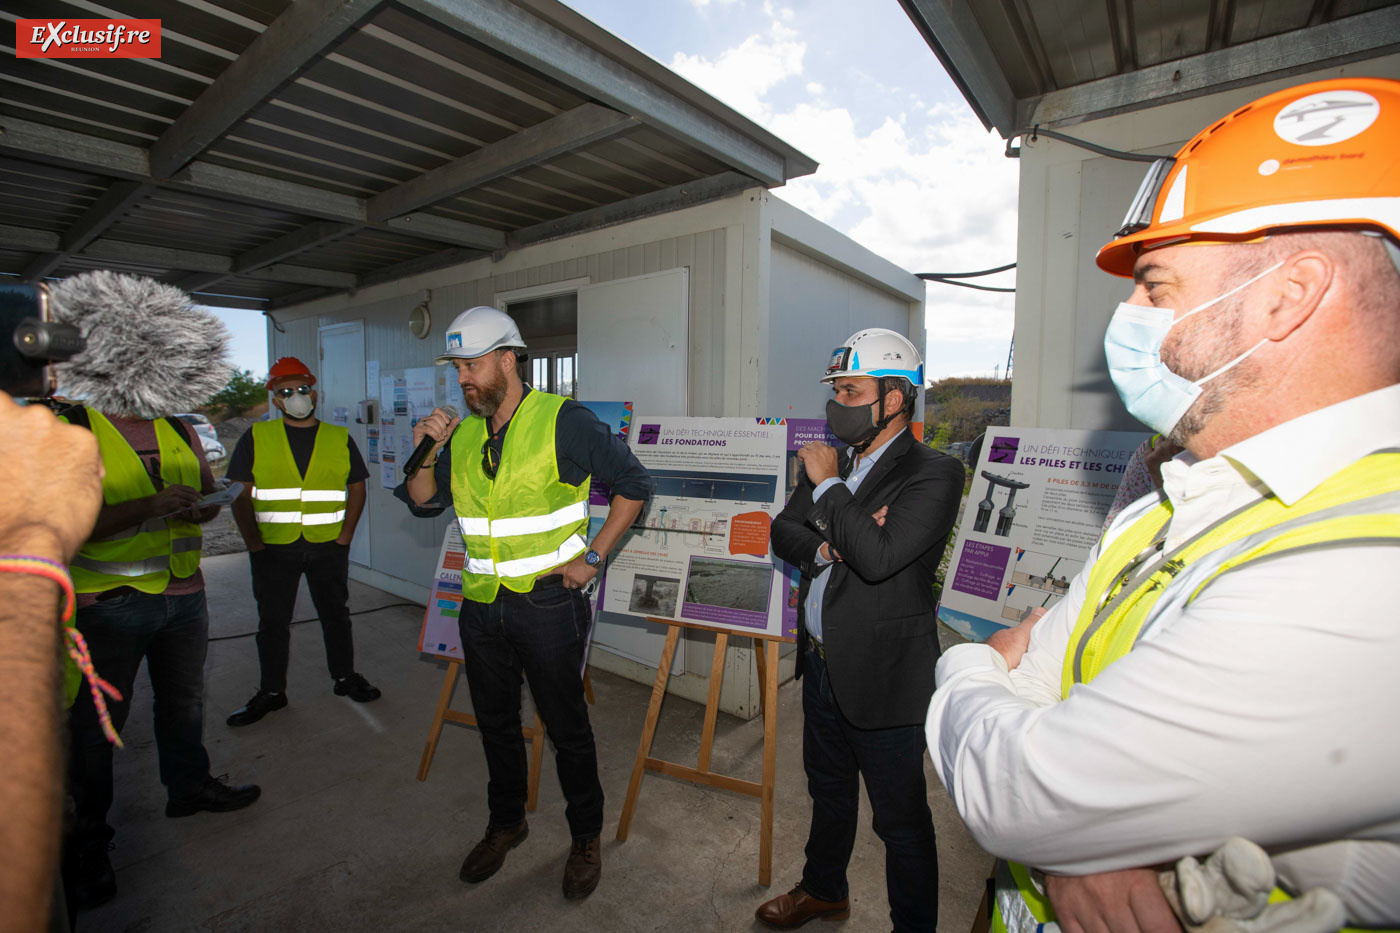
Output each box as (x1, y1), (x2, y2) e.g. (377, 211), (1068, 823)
(899, 0), (1400, 137)
(0, 0), (817, 310)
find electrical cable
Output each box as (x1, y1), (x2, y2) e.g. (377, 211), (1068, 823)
(1021, 126), (1167, 163)
(207, 601), (425, 642)
(917, 262), (1017, 294)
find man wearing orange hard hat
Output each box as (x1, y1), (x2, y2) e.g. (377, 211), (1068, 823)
(927, 78), (1400, 930)
(224, 356), (378, 727)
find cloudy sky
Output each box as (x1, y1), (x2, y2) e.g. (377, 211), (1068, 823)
(215, 0), (1019, 381)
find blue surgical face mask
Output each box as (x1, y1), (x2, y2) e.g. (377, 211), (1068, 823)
(1104, 260), (1282, 436)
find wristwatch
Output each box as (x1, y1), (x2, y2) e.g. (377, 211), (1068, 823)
(584, 548), (601, 567)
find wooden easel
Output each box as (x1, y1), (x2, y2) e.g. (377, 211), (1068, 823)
(615, 618), (788, 885)
(417, 658), (596, 814)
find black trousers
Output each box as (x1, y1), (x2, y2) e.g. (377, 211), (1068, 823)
(457, 576), (604, 838)
(800, 644), (939, 932)
(249, 540), (355, 692)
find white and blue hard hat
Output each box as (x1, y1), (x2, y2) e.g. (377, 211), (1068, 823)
(820, 328), (923, 386)
(435, 306), (526, 363)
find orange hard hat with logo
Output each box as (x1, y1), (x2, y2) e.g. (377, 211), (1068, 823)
(1097, 77), (1400, 277)
(266, 356), (315, 389)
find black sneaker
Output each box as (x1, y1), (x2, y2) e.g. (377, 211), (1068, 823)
(166, 775), (261, 818)
(68, 842), (117, 910)
(333, 673), (381, 703)
(226, 690), (287, 727)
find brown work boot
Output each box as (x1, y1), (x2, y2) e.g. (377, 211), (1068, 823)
(458, 820), (528, 883)
(562, 835), (601, 899)
(755, 883), (850, 928)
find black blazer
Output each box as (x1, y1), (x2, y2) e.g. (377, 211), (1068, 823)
(772, 430), (964, 729)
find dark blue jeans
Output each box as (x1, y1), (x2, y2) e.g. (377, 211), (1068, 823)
(457, 576), (603, 838)
(68, 589), (213, 847)
(800, 645), (939, 932)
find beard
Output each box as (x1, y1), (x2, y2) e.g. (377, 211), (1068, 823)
(462, 366), (509, 417)
(1161, 300), (1259, 446)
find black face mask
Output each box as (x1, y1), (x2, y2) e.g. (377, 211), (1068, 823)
(825, 396), (881, 448)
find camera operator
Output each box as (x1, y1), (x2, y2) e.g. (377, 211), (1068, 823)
(0, 390), (103, 933)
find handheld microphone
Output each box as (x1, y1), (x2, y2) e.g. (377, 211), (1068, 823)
(404, 405), (459, 478)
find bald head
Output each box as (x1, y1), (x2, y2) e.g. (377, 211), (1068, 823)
(1223, 231), (1400, 366)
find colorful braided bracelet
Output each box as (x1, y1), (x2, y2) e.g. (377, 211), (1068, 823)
(0, 555), (124, 747)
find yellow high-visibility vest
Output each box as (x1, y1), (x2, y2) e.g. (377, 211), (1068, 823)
(250, 420), (350, 544)
(994, 450), (1400, 933)
(450, 391), (589, 603)
(68, 408), (203, 595)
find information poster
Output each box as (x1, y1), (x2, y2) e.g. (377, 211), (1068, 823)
(418, 522), (466, 660)
(938, 428), (1148, 642)
(601, 417), (789, 638)
(776, 419), (839, 638)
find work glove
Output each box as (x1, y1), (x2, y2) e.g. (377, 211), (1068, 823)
(1158, 837), (1347, 933)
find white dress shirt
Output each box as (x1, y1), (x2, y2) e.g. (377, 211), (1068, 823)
(926, 384), (1400, 924)
(803, 428), (905, 643)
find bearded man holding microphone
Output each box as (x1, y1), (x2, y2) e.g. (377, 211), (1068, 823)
(396, 306), (650, 900)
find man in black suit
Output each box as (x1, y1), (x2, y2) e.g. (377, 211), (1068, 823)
(755, 328), (964, 932)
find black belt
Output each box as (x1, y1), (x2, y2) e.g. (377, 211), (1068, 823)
(532, 573), (563, 590)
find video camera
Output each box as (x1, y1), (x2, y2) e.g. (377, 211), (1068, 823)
(0, 283), (85, 400)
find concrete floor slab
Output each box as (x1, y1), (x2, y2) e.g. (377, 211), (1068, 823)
(78, 554), (992, 931)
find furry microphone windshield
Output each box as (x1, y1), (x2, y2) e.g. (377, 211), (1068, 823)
(48, 270), (233, 419)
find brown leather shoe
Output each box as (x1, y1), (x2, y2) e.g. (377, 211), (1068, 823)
(755, 883), (850, 928)
(458, 820), (528, 883)
(562, 835), (601, 899)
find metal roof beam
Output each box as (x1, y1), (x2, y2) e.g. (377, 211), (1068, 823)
(355, 246), (487, 289)
(897, 0), (1019, 135)
(0, 116), (149, 179)
(185, 293), (268, 310)
(22, 180), (159, 282)
(149, 0), (387, 177)
(366, 103), (637, 223)
(76, 238), (355, 289)
(249, 264), (358, 287)
(1026, 4), (1400, 128)
(399, 0), (787, 185)
(0, 225), (60, 252)
(233, 221), (358, 275)
(506, 171), (753, 252)
(267, 286), (339, 309)
(169, 163), (505, 249)
(178, 220), (357, 293)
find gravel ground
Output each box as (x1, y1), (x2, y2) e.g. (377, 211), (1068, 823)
(203, 415), (255, 557)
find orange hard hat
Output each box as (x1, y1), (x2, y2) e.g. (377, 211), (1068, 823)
(1097, 77), (1400, 277)
(266, 356), (315, 388)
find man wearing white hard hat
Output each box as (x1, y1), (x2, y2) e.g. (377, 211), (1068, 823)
(397, 306), (650, 900)
(755, 328), (964, 931)
(927, 77), (1400, 930)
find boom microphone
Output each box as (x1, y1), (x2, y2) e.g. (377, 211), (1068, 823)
(48, 271), (232, 418)
(404, 406), (459, 478)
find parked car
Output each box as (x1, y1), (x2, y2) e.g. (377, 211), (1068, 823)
(176, 413), (227, 463)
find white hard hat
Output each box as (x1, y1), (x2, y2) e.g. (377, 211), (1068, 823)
(435, 306), (527, 363)
(821, 328), (923, 385)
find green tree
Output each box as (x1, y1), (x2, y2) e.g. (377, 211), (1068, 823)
(926, 421), (952, 451)
(208, 369), (266, 418)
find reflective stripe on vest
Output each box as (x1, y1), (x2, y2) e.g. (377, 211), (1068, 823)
(994, 449), (1400, 933)
(249, 420), (350, 543)
(67, 409), (204, 595)
(450, 390), (589, 603)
